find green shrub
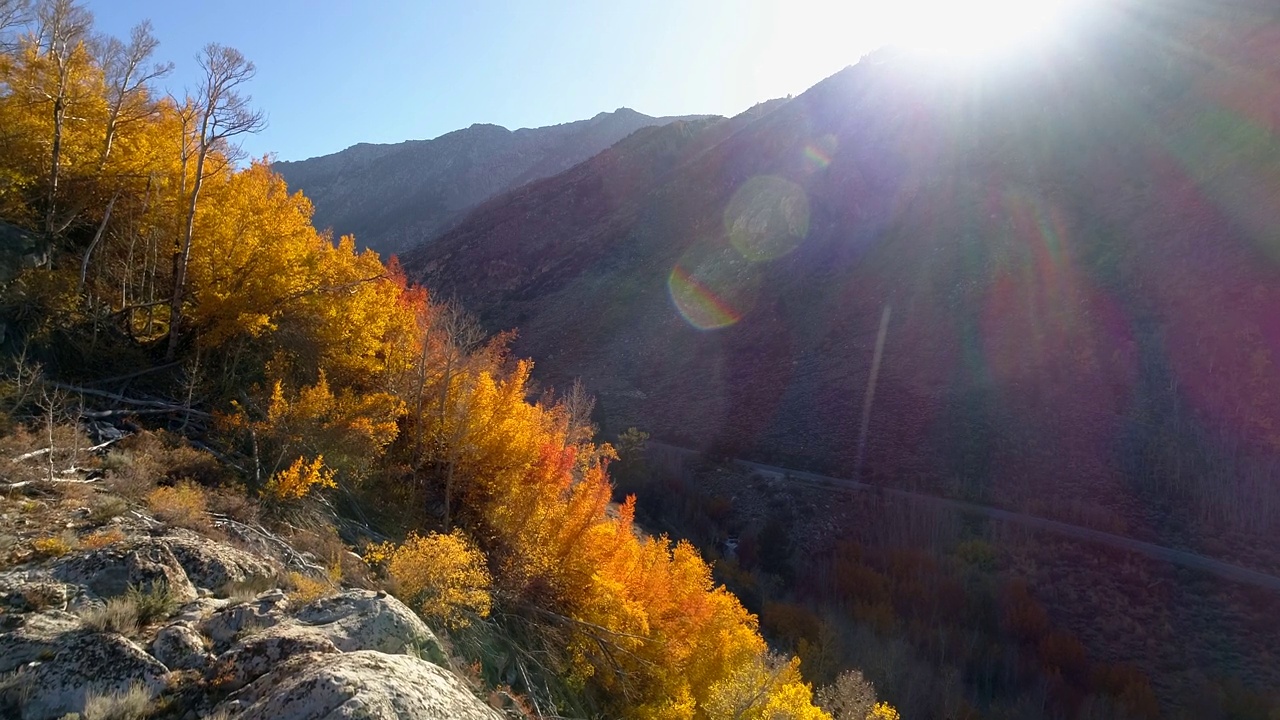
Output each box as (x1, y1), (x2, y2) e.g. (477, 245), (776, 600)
(128, 582), (179, 626)
(88, 496), (129, 525)
(79, 582), (178, 634)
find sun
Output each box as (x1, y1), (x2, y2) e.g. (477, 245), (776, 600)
(874, 0), (1082, 57)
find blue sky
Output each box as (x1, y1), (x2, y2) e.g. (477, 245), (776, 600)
(85, 0), (890, 161)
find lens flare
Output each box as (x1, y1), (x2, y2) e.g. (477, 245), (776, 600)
(668, 245), (761, 330)
(724, 176), (811, 262)
(802, 135), (838, 173)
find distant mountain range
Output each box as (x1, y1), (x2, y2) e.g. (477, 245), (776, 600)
(274, 108), (712, 256)
(397, 0), (1280, 551)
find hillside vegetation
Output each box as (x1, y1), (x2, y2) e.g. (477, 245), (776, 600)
(0, 1), (855, 717)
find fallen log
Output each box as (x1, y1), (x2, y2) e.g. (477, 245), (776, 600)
(46, 382), (212, 418)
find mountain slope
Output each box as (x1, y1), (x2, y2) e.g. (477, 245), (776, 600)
(274, 108), (713, 256)
(404, 0), (1280, 553)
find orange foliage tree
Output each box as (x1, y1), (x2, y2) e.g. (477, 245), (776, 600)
(1, 6), (837, 717)
(390, 348), (830, 718)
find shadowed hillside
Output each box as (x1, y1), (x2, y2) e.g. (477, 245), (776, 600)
(405, 0), (1280, 567)
(274, 109), (714, 256)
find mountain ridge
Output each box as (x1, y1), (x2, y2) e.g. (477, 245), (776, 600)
(274, 108), (717, 256)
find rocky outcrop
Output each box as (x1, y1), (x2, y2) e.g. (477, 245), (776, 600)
(199, 589), (289, 649)
(216, 650), (503, 720)
(0, 610), (82, 673)
(17, 631), (167, 720)
(161, 535), (278, 591)
(210, 623), (339, 690)
(52, 541), (197, 602)
(2, 495), (499, 720)
(151, 622), (214, 671)
(172, 596), (229, 625)
(0, 570), (78, 613)
(293, 589), (444, 662)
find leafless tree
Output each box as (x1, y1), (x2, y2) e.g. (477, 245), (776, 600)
(0, 0), (30, 45)
(96, 20), (172, 171)
(815, 669), (879, 720)
(30, 0), (93, 243)
(167, 43), (265, 359)
(560, 378), (597, 446)
(76, 22), (169, 295)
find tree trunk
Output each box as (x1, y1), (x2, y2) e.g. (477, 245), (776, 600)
(167, 136), (209, 360)
(78, 191), (118, 293)
(98, 112), (119, 174)
(444, 457), (455, 531)
(43, 95), (65, 251)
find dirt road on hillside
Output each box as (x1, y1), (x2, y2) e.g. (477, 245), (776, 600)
(649, 442), (1280, 592)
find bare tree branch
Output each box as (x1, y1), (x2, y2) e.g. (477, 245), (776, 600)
(0, 0), (31, 48)
(97, 20), (172, 170)
(167, 43), (265, 360)
(32, 0), (93, 245)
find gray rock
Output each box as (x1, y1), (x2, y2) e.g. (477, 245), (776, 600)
(17, 631), (167, 720)
(215, 650), (502, 720)
(210, 623), (338, 690)
(172, 596), (229, 625)
(161, 535), (279, 591)
(0, 611), (82, 673)
(0, 570), (76, 613)
(152, 622), (214, 671)
(293, 589), (444, 662)
(199, 590), (288, 649)
(52, 542), (197, 603)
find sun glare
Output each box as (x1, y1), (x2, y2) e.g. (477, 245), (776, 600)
(876, 0), (1080, 57)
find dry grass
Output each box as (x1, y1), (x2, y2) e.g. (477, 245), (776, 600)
(101, 450), (155, 500)
(285, 570), (336, 604)
(82, 681), (152, 720)
(285, 524), (374, 590)
(30, 531), (76, 558)
(81, 526), (127, 550)
(80, 582), (180, 635)
(217, 572), (283, 603)
(206, 484), (259, 524)
(0, 670), (33, 716)
(19, 584), (65, 611)
(145, 481), (208, 530)
(0, 423), (95, 485)
(80, 596), (141, 634)
(104, 431), (229, 499)
(128, 582), (180, 626)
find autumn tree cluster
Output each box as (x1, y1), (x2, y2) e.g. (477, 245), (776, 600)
(0, 2), (839, 717)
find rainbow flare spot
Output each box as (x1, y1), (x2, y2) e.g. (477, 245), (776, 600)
(669, 265), (741, 330)
(802, 134), (838, 173)
(802, 144), (832, 171)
